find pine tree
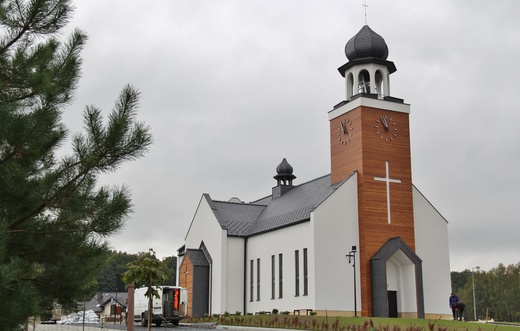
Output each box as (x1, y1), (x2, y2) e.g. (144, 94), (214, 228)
(0, 0), (153, 328)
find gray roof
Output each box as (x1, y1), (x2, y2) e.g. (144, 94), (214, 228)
(186, 249), (210, 266)
(83, 292), (128, 312)
(208, 197), (266, 236)
(207, 174), (342, 237)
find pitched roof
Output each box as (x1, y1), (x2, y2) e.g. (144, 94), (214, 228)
(84, 292), (128, 312)
(186, 249), (210, 266)
(208, 174), (341, 237)
(209, 198), (266, 236)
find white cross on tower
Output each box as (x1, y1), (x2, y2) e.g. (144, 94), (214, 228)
(374, 161), (401, 224)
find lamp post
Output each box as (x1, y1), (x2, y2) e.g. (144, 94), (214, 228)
(346, 246), (357, 317)
(472, 266), (480, 320)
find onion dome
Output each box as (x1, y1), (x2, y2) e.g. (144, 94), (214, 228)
(345, 25), (389, 61)
(274, 158), (296, 185)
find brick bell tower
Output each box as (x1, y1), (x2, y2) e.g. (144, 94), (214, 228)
(329, 25), (424, 318)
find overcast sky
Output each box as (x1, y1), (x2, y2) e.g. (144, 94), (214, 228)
(63, 0), (519, 272)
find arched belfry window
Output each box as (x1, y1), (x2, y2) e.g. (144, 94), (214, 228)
(358, 70), (370, 94)
(375, 70), (384, 97)
(347, 72), (354, 99)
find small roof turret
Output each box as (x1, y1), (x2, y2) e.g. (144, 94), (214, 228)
(273, 158), (296, 198)
(274, 158), (296, 184)
(338, 25), (397, 98)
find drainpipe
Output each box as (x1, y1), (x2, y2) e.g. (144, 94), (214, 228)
(209, 261), (212, 316)
(243, 237), (248, 315)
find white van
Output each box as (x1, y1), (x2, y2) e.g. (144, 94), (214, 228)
(133, 286), (187, 327)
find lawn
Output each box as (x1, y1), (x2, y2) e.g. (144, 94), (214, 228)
(211, 314), (520, 331)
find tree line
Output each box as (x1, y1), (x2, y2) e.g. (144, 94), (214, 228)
(451, 262), (520, 322)
(97, 250), (177, 293)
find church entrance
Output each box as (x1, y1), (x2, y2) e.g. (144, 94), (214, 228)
(370, 237), (425, 318)
(387, 291), (398, 317)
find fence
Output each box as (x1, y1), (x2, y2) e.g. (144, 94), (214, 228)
(30, 323), (128, 331)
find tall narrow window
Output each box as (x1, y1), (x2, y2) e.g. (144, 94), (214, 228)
(303, 248), (308, 296)
(257, 258), (261, 301)
(278, 253), (283, 298)
(271, 255), (275, 299)
(295, 250), (300, 297)
(250, 259), (254, 302)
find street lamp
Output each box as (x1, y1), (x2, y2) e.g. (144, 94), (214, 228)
(346, 246), (357, 317)
(472, 266), (480, 320)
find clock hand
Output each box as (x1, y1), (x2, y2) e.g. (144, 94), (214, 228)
(339, 121), (346, 134)
(380, 116), (389, 131)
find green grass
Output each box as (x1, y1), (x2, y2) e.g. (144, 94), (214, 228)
(202, 314), (520, 331)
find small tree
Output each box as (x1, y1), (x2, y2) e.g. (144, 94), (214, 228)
(122, 248), (168, 331)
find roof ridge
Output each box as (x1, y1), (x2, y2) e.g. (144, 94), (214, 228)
(250, 173), (332, 203)
(213, 199), (267, 206)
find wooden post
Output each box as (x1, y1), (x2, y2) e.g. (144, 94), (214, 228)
(127, 283), (134, 331)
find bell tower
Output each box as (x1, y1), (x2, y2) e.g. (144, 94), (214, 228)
(330, 25), (423, 317)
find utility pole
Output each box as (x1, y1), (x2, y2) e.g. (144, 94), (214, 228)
(472, 266), (480, 320)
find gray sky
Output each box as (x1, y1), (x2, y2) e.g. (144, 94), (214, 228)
(64, 0), (520, 272)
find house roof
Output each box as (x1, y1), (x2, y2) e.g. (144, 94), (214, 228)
(83, 292), (128, 312)
(208, 174), (342, 237)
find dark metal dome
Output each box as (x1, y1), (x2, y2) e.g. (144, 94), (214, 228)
(274, 158), (296, 182)
(345, 25), (389, 61)
(275, 158), (294, 176)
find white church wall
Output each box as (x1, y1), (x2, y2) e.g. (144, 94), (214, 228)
(387, 251), (418, 315)
(399, 263), (418, 314)
(225, 237), (245, 314)
(184, 196), (227, 315)
(387, 261), (398, 290)
(312, 175), (360, 314)
(246, 222), (314, 314)
(413, 186), (452, 317)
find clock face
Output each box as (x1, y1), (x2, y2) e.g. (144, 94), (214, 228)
(374, 114), (397, 142)
(337, 118), (353, 145)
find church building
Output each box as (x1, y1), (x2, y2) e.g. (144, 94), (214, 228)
(177, 25), (452, 319)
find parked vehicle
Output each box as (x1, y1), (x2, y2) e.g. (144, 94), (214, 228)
(133, 286), (187, 327)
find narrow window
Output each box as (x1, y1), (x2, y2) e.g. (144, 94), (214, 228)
(271, 255), (275, 299)
(303, 248), (308, 296)
(257, 258), (261, 301)
(250, 259), (254, 302)
(295, 250), (300, 297)
(278, 253), (283, 298)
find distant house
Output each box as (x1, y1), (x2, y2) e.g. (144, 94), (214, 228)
(83, 292), (128, 323)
